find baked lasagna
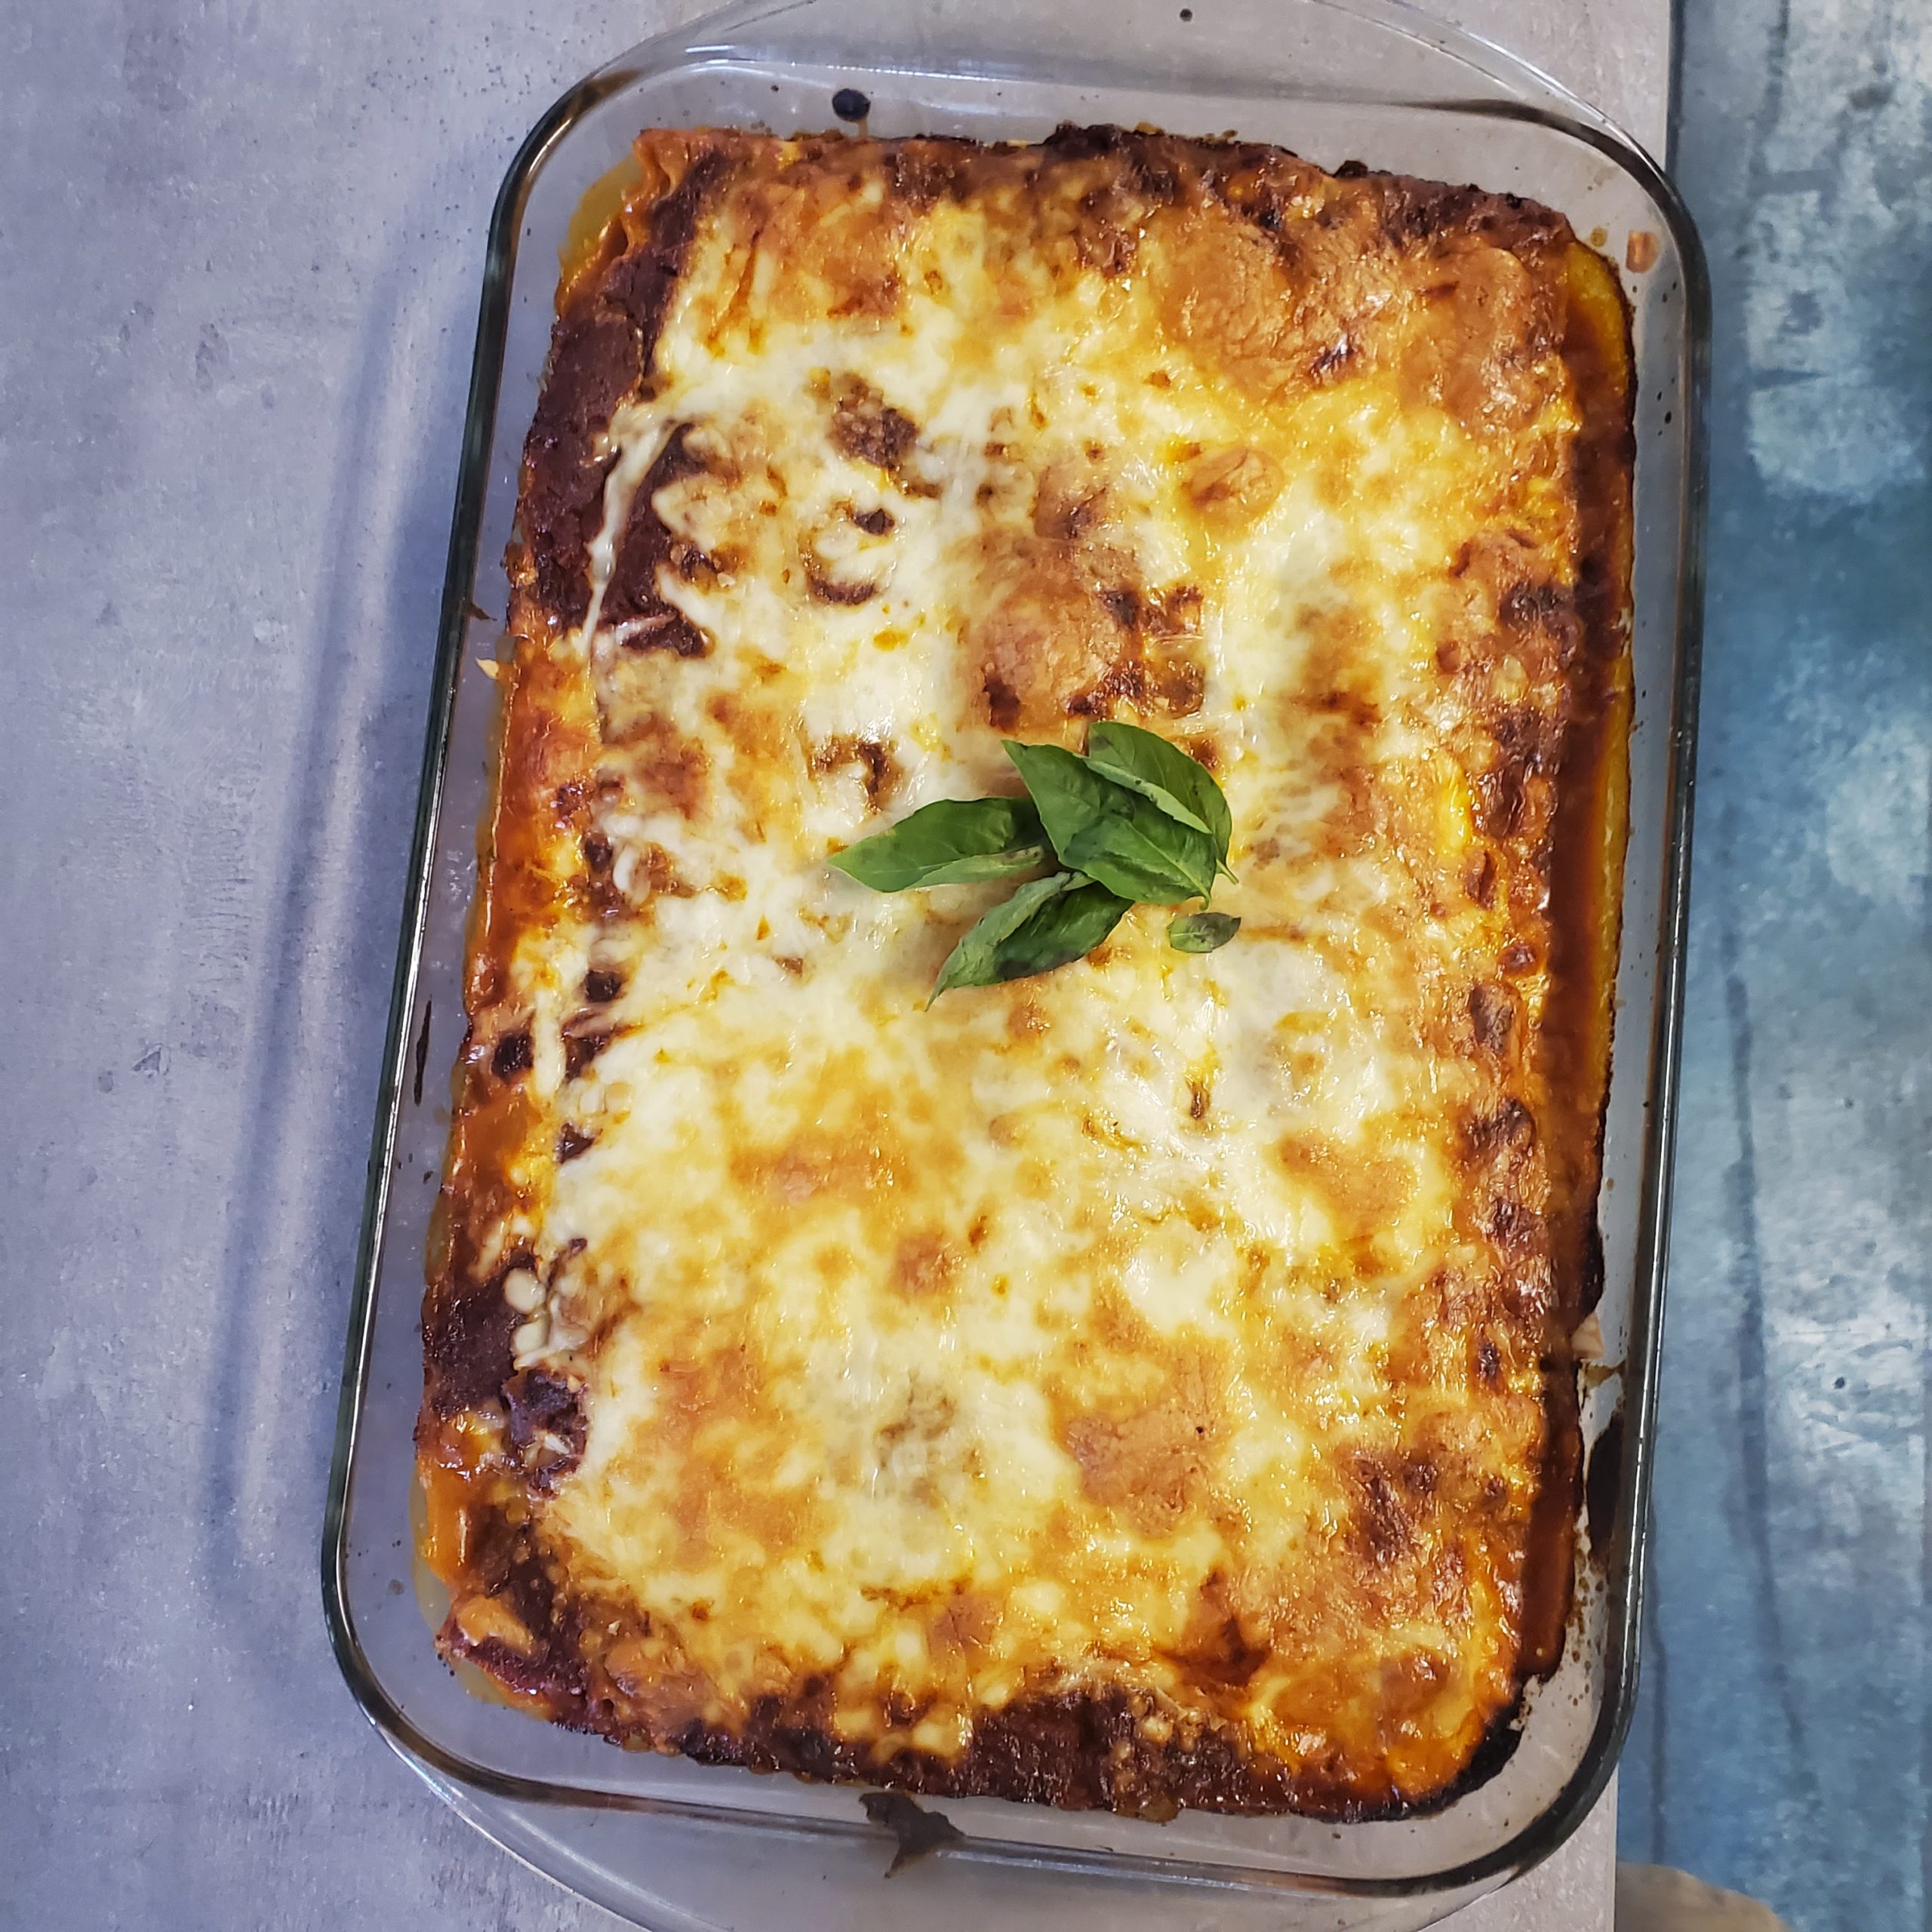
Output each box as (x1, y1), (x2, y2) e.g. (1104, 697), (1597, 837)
(417, 125), (1633, 1820)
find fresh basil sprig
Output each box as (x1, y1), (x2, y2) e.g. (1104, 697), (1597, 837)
(829, 795), (1048, 891)
(931, 873), (1134, 1000)
(990, 876), (1134, 980)
(1002, 740), (1218, 905)
(829, 724), (1241, 998)
(1084, 720), (1236, 882)
(929, 872), (1081, 1000)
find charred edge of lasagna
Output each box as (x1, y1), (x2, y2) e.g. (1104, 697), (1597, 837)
(518, 152), (729, 623)
(432, 1576), (1536, 1823)
(1517, 237), (1637, 1647)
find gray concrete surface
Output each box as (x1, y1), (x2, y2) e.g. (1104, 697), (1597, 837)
(0, 4), (1666, 1926)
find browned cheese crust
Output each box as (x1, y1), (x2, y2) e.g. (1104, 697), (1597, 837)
(417, 125), (1635, 1820)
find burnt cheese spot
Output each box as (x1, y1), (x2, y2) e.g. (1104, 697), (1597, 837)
(1072, 185), (1140, 275)
(1468, 983), (1515, 1051)
(883, 143), (970, 208)
(1353, 1460), (1414, 1565)
(1464, 1097), (1536, 1158)
(564, 1029), (614, 1081)
(491, 1030), (534, 1079)
(601, 424), (714, 656)
(826, 373), (918, 473)
(811, 734), (900, 809)
(1500, 938), (1539, 976)
(504, 1366), (589, 1491)
(804, 563), (881, 605)
(1484, 1197), (1542, 1255)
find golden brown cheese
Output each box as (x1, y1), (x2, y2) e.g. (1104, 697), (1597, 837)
(417, 125), (1634, 1820)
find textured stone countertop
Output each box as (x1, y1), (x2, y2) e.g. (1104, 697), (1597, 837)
(1, 4), (1666, 1927)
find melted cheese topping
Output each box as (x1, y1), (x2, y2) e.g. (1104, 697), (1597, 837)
(422, 129), (1628, 1817)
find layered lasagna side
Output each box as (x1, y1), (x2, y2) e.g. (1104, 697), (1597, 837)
(415, 125), (1634, 1819)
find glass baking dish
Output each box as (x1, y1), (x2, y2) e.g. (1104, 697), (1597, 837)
(322, 1), (1708, 1923)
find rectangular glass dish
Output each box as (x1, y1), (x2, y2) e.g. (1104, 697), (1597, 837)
(325, 0), (1706, 1913)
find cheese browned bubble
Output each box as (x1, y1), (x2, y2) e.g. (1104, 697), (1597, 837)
(417, 125), (1633, 1819)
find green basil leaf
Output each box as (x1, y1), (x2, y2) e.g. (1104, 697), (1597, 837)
(829, 795), (1047, 891)
(929, 872), (1077, 1001)
(930, 875), (1134, 998)
(1167, 909), (1241, 953)
(1084, 719), (1235, 878)
(1003, 740), (1217, 905)
(989, 878), (1134, 983)
(1063, 809), (1216, 906)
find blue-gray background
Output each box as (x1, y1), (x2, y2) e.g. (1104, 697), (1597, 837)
(2, 2), (1924, 1928)
(1616, 5), (1932, 1930)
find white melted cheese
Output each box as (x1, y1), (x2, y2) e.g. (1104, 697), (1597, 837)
(479, 151), (1593, 1795)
